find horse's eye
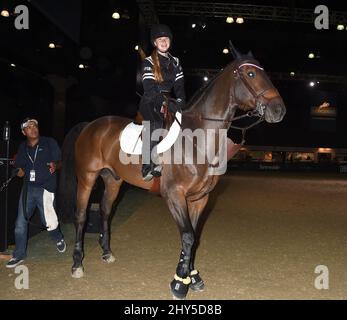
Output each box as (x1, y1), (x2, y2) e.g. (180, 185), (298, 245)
(247, 71), (256, 78)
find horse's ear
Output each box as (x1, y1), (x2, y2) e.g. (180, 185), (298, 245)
(229, 40), (242, 59)
(247, 50), (254, 58)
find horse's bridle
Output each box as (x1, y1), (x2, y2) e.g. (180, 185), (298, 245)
(197, 61), (275, 144)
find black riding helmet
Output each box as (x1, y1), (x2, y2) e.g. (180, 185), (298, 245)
(150, 24), (173, 46)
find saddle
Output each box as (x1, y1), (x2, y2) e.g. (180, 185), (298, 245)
(134, 103), (175, 131)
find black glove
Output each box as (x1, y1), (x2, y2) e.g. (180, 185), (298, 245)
(175, 98), (184, 112)
(168, 98), (184, 114)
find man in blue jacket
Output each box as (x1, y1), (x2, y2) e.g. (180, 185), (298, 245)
(6, 118), (66, 268)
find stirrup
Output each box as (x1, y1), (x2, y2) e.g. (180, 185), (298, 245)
(143, 171), (154, 181)
(153, 164), (162, 172)
(142, 165), (162, 181)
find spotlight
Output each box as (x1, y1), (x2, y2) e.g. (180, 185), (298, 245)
(79, 64), (85, 69)
(203, 76), (209, 82)
(337, 24), (344, 30)
(308, 53), (315, 59)
(1, 9), (10, 17)
(201, 23), (206, 29)
(48, 43), (56, 49)
(309, 81), (315, 87)
(223, 48), (229, 54)
(236, 17), (244, 24)
(226, 16), (234, 24)
(191, 23), (196, 28)
(135, 45), (139, 51)
(112, 11), (120, 20)
(10, 63), (16, 67)
(290, 72), (295, 77)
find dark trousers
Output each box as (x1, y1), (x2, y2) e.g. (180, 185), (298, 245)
(140, 99), (164, 165)
(13, 186), (63, 259)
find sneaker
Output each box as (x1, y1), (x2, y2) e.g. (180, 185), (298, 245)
(6, 257), (24, 269)
(56, 239), (67, 253)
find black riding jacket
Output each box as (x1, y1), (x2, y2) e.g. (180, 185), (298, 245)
(140, 53), (186, 112)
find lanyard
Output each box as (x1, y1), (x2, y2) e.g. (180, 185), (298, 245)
(27, 145), (39, 167)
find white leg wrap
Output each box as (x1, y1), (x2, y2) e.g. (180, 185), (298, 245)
(174, 274), (191, 285)
(190, 270), (199, 276)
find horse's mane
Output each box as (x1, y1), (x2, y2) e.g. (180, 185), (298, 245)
(184, 60), (236, 112)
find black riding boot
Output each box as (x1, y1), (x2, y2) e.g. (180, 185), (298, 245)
(142, 161), (161, 182)
(142, 140), (162, 181)
(140, 103), (164, 181)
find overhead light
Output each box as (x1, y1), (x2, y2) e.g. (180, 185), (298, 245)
(308, 53), (315, 59)
(1, 9), (10, 17)
(226, 16), (234, 24)
(203, 76), (209, 82)
(290, 71), (295, 77)
(10, 63), (16, 67)
(191, 23), (196, 28)
(112, 11), (120, 20)
(337, 24), (344, 30)
(135, 45), (139, 51)
(236, 17), (244, 24)
(48, 43), (56, 49)
(223, 48), (229, 54)
(309, 81), (315, 87)
(318, 148), (332, 153)
(79, 64), (85, 69)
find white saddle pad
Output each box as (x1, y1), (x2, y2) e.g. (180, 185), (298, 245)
(120, 112), (182, 155)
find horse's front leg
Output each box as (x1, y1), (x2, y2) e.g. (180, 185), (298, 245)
(187, 194), (209, 292)
(165, 191), (195, 300)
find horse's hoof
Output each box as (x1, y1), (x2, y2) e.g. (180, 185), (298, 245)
(170, 279), (189, 300)
(189, 270), (205, 292)
(71, 267), (84, 278)
(102, 253), (116, 263)
(190, 281), (205, 292)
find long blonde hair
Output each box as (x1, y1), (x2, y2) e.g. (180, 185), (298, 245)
(138, 46), (146, 61)
(150, 50), (164, 83)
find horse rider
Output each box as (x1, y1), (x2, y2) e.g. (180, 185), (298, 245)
(139, 24), (186, 181)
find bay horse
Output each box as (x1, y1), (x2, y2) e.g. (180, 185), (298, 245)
(58, 46), (286, 299)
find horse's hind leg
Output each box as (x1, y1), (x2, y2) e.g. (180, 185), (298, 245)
(72, 171), (98, 278)
(99, 169), (122, 263)
(187, 194), (209, 292)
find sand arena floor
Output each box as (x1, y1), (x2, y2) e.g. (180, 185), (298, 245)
(1, 171), (347, 300)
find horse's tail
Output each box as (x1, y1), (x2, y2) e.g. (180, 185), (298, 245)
(57, 122), (89, 222)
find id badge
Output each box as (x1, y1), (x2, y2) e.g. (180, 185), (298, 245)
(30, 170), (36, 182)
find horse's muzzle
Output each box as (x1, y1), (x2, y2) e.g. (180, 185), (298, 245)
(264, 97), (286, 123)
